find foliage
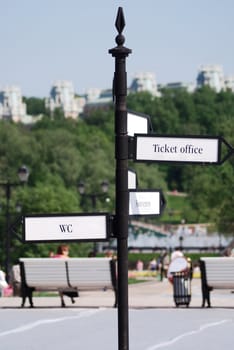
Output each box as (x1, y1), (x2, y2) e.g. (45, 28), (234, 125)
(126, 88), (234, 231)
(23, 97), (47, 116)
(0, 88), (233, 267)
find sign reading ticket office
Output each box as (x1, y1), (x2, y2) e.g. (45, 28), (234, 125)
(134, 135), (221, 164)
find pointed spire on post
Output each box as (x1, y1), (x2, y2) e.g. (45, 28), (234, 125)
(115, 7), (125, 34)
(115, 7), (126, 47)
(109, 7), (132, 56)
(109, 7), (132, 101)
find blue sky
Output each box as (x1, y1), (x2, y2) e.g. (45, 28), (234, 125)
(0, 0), (234, 97)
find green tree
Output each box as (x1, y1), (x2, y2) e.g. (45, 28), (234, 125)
(23, 97), (47, 115)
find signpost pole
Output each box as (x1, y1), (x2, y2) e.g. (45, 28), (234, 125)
(109, 7), (131, 350)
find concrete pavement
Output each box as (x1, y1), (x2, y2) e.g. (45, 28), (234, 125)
(0, 277), (234, 309)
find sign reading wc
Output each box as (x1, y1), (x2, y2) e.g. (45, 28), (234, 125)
(23, 213), (110, 242)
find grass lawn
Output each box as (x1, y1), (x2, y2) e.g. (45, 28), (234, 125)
(128, 278), (148, 284)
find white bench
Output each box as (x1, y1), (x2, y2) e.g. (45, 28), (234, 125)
(200, 257), (234, 307)
(19, 257), (117, 308)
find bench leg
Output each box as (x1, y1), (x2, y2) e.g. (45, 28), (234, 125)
(202, 285), (211, 308)
(21, 286), (34, 308)
(113, 289), (118, 308)
(59, 291), (66, 307)
(206, 288), (211, 308)
(28, 288), (34, 308)
(21, 294), (26, 308)
(60, 290), (79, 306)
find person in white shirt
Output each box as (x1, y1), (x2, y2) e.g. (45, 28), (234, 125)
(0, 268), (8, 297)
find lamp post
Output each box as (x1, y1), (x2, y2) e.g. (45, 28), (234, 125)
(0, 165), (29, 281)
(78, 180), (109, 253)
(179, 219), (185, 250)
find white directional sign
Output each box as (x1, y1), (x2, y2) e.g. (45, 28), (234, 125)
(23, 213), (110, 242)
(129, 190), (164, 216)
(134, 135), (222, 164)
(127, 110), (150, 136)
(128, 169), (137, 189)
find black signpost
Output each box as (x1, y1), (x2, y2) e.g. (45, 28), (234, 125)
(109, 7), (131, 350)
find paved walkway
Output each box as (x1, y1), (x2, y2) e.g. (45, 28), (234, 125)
(0, 278), (234, 309)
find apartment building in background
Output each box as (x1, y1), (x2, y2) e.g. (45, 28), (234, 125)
(129, 72), (160, 96)
(196, 64), (234, 93)
(0, 86), (27, 122)
(196, 64), (225, 92)
(224, 75), (234, 92)
(45, 80), (85, 119)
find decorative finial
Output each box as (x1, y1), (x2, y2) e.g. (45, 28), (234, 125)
(109, 7), (131, 57)
(115, 7), (125, 34)
(115, 7), (126, 46)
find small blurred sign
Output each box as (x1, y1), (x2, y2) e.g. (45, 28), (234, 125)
(128, 169), (137, 189)
(127, 110), (151, 136)
(129, 190), (164, 216)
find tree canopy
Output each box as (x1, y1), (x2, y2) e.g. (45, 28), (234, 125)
(0, 86), (233, 264)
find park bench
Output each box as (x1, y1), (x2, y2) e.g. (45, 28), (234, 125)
(200, 257), (234, 307)
(19, 257), (117, 308)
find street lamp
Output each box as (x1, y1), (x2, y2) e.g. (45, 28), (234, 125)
(78, 180), (109, 253)
(0, 165), (30, 281)
(78, 180), (109, 209)
(18, 165), (30, 183)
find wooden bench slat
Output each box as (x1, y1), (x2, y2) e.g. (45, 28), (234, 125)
(20, 258), (69, 289)
(67, 258), (113, 290)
